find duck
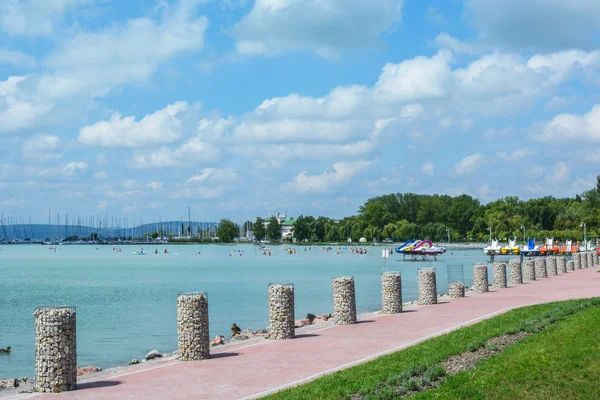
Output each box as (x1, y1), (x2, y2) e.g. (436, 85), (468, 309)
(0, 346), (11, 354)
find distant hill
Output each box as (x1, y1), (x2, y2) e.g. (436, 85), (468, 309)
(0, 221), (219, 240)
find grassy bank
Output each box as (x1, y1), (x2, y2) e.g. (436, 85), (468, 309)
(264, 298), (600, 400)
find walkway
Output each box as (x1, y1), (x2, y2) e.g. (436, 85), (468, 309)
(10, 266), (600, 399)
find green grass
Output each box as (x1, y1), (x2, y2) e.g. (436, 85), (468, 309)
(263, 299), (600, 400)
(412, 303), (600, 399)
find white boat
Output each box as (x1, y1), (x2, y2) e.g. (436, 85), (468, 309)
(483, 239), (502, 256)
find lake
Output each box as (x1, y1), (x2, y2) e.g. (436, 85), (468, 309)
(0, 243), (501, 378)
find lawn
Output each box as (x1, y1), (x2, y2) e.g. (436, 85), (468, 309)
(263, 298), (600, 400)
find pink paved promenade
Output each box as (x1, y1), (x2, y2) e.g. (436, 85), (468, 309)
(10, 266), (600, 400)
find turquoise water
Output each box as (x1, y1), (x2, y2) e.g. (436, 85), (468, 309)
(0, 244), (497, 378)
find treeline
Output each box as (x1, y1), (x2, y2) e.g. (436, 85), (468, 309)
(215, 177), (600, 243)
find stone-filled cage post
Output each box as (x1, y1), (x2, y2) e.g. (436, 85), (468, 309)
(268, 283), (295, 339)
(418, 268), (437, 305)
(332, 276), (357, 324)
(508, 258), (523, 285)
(34, 306), (77, 393)
(177, 292), (210, 361)
(381, 272), (402, 314)
(472, 264), (489, 293)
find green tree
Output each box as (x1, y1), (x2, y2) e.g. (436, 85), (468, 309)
(267, 217), (281, 241)
(151, 232), (159, 239)
(217, 219), (239, 243)
(253, 217), (266, 241)
(293, 215), (313, 242)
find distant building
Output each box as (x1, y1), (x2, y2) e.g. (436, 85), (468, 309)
(259, 212), (295, 240)
(280, 218), (295, 239)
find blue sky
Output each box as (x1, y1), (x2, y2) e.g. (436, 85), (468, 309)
(1, 0), (600, 224)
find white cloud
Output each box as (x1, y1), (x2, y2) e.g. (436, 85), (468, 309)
(38, 0), (209, 98)
(495, 149), (530, 162)
(129, 137), (221, 169)
(455, 153), (484, 175)
(232, 0), (403, 58)
(0, 49), (36, 68)
(187, 168), (238, 184)
(527, 50), (600, 84)
(61, 161), (88, 176)
(464, 0), (600, 52)
(433, 32), (477, 54)
(122, 179), (137, 189)
(94, 171), (108, 180)
(373, 50), (453, 103)
(546, 161), (569, 183)
(0, 76), (53, 134)
(147, 181), (163, 190)
(21, 134), (63, 162)
(537, 104), (600, 144)
(97, 200), (108, 210)
(79, 102), (190, 147)
(0, 0), (97, 37)
(283, 161), (370, 194)
(421, 162), (434, 175)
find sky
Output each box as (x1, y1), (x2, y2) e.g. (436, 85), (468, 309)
(1, 0), (600, 224)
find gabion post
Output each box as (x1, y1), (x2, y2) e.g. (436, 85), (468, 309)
(448, 281), (465, 298)
(556, 256), (567, 274)
(546, 256), (558, 276)
(34, 306), (77, 393)
(581, 252), (588, 269)
(492, 262), (507, 288)
(535, 258), (548, 279)
(177, 292), (210, 360)
(574, 253), (581, 270)
(381, 272), (402, 314)
(593, 251), (598, 267)
(267, 283), (295, 339)
(567, 259), (574, 272)
(508, 259), (523, 285)
(332, 277), (357, 325)
(418, 269), (437, 305)
(586, 252), (593, 268)
(524, 259), (536, 282)
(472, 264), (489, 293)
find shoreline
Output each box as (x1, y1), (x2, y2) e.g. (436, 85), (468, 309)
(0, 289), (469, 396)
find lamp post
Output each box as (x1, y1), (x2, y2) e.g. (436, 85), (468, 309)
(581, 222), (587, 250)
(446, 228), (450, 244)
(487, 227), (492, 243)
(521, 225), (526, 245)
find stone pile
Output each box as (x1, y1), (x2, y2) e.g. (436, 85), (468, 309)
(34, 306), (77, 393)
(381, 272), (402, 314)
(492, 262), (507, 288)
(546, 256), (557, 276)
(448, 281), (465, 298)
(267, 283), (295, 339)
(535, 258), (548, 279)
(472, 264), (489, 293)
(417, 269), (437, 305)
(523, 259), (536, 282)
(581, 252), (588, 269)
(332, 277), (357, 325)
(508, 259), (523, 285)
(574, 253), (581, 270)
(177, 292), (210, 361)
(567, 260), (575, 272)
(556, 256), (566, 274)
